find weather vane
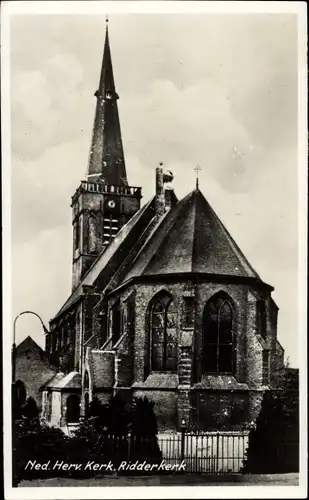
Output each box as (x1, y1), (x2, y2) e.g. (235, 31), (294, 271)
(194, 164), (202, 189)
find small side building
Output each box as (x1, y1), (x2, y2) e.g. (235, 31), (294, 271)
(14, 336), (57, 410)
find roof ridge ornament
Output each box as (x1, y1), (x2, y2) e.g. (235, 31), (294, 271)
(194, 164), (202, 190)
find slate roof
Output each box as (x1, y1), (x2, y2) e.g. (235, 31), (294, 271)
(16, 335), (43, 353)
(52, 196), (156, 320)
(16, 336), (50, 361)
(88, 23), (127, 185)
(194, 375), (249, 390)
(52, 186), (269, 321)
(118, 188), (260, 284)
(132, 373), (179, 389)
(44, 371), (81, 389)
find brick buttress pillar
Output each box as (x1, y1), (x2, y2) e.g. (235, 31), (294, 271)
(178, 346), (192, 429)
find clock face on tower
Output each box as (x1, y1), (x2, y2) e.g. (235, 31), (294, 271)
(104, 196), (120, 213)
(108, 199), (116, 209)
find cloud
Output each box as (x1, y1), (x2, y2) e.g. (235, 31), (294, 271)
(12, 225), (72, 347)
(11, 50), (90, 161)
(10, 14), (299, 365)
(11, 138), (89, 244)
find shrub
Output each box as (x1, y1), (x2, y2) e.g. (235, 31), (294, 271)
(73, 395), (162, 474)
(13, 394), (163, 483)
(13, 418), (69, 483)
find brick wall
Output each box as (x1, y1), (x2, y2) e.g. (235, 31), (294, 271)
(74, 303), (83, 371)
(72, 186), (141, 288)
(115, 336), (133, 388)
(194, 390), (250, 430)
(96, 277), (281, 431)
(132, 389), (178, 431)
(15, 344), (56, 410)
(246, 290), (266, 387)
(133, 280), (255, 387)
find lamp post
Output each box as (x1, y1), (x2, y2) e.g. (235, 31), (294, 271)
(12, 310), (49, 384)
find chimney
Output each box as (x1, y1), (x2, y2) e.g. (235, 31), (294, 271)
(155, 163), (175, 216)
(155, 164), (165, 216)
(164, 187), (173, 211)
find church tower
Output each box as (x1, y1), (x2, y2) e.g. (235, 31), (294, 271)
(71, 20), (142, 290)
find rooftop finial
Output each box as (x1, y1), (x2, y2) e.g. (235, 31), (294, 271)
(194, 164), (202, 189)
(105, 14), (109, 25)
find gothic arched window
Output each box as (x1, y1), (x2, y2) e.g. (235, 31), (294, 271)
(112, 301), (121, 345)
(52, 332), (57, 353)
(84, 392), (90, 418)
(88, 215), (97, 254)
(202, 293), (235, 374)
(63, 326), (68, 346)
(73, 216), (80, 251)
(256, 299), (267, 339)
(84, 370), (89, 390)
(15, 380), (27, 406)
(151, 293), (177, 372)
(99, 307), (108, 346)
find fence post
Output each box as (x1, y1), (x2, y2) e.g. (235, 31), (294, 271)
(127, 431), (131, 462)
(216, 432), (220, 473)
(181, 419), (186, 461)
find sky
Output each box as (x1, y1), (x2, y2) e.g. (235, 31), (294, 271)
(9, 11), (300, 366)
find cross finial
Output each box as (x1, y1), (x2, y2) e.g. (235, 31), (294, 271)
(194, 164), (202, 189)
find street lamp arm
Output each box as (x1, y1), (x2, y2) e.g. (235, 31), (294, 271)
(13, 310), (49, 346)
(12, 310), (50, 384)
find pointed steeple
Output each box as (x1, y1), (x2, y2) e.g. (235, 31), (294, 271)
(87, 19), (128, 186)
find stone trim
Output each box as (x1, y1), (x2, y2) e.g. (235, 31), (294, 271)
(106, 272), (274, 298)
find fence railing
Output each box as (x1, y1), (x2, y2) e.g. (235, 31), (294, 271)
(64, 428), (249, 475)
(158, 431), (249, 474)
(81, 431), (249, 475)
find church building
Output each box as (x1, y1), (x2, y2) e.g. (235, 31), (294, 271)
(36, 21), (284, 431)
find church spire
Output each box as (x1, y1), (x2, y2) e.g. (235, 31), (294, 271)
(87, 19), (128, 186)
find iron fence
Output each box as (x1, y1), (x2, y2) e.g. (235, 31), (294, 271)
(64, 429), (249, 475)
(158, 431), (250, 474)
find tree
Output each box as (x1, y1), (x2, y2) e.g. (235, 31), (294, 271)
(242, 367), (299, 473)
(128, 397), (162, 466)
(131, 397), (158, 437)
